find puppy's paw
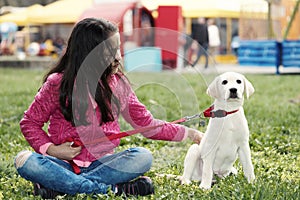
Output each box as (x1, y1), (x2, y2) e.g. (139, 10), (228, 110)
(231, 167), (238, 175)
(199, 182), (211, 190)
(179, 176), (191, 185)
(245, 172), (255, 183)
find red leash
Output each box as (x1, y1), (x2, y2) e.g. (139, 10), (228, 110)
(83, 117), (188, 146)
(98, 105), (238, 145)
(65, 137), (83, 174)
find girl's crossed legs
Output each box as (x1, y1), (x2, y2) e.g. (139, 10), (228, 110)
(14, 147), (153, 195)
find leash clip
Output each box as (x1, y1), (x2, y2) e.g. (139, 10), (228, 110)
(184, 114), (202, 121)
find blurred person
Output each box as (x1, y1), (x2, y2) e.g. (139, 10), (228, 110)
(14, 18), (203, 199)
(231, 35), (240, 56)
(140, 12), (154, 46)
(183, 33), (194, 66)
(207, 18), (221, 56)
(190, 17), (209, 68)
(53, 36), (65, 56)
(181, 20), (194, 67)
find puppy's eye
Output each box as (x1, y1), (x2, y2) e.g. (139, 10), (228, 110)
(236, 80), (242, 84)
(222, 80), (228, 85)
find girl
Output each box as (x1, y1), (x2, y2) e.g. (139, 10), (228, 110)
(14, 18), (202, 198)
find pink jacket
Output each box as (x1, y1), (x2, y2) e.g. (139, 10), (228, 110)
(20, 73), (187, 167)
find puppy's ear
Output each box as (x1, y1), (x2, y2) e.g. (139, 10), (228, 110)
(207, 77), (219, 99)
(244, 77), (255, 99)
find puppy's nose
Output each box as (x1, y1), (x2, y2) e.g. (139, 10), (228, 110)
(229, 88), (238, 98)
(230, 88), (237, 93)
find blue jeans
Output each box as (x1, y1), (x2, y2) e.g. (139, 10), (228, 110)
(15, 147), (153, 195)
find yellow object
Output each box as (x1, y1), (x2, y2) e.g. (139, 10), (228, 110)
(0, 4), (43, 26)
(28, 0), (94, 24)
(0, 0), (94, 25)
(214, 54), (238, 64)
(44, 39), (55, 52)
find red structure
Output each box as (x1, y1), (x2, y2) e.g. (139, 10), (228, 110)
(155, 6), (183, 69)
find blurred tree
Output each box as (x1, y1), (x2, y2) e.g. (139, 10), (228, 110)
(265, 0), (281, 39)
(283, 0), (300, 39)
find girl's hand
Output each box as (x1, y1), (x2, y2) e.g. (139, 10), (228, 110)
(187, 128), (204, 144)
(46, 142), (82, 160)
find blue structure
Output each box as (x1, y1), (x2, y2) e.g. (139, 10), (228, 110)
(124, 47), (162, 72)
(238, 40), (300, 74)
(281, 40), (300, 68)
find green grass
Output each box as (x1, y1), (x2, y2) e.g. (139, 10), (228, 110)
(0, 68), (299, 199)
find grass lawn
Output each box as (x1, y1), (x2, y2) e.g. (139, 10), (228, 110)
(0, 68), (299, 199)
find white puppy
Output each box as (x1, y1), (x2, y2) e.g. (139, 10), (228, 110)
(181, 72), (255, 189)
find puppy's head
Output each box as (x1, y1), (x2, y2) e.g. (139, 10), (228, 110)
(207, 72), (255, 101)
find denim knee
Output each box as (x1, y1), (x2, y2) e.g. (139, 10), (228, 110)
(129, 147), (153, 171)
(14, 150), (32, 169)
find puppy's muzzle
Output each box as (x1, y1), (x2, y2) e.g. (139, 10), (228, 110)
(229, 88), (238, 99)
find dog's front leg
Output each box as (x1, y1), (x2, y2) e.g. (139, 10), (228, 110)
(238, 143), (255, 183)
(199, 155), (214, 189)
(181, 144), (201, 184)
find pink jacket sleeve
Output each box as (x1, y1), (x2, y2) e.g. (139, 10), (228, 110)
(117, 78), (187, 142)
(19, 74), (60, 153)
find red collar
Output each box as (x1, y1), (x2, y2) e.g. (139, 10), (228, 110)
(203, 105), (239, 118)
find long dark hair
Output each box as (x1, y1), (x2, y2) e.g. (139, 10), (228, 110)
(43, 18), (121, 126)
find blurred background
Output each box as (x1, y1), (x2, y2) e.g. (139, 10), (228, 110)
(0, 0), (299, 71)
